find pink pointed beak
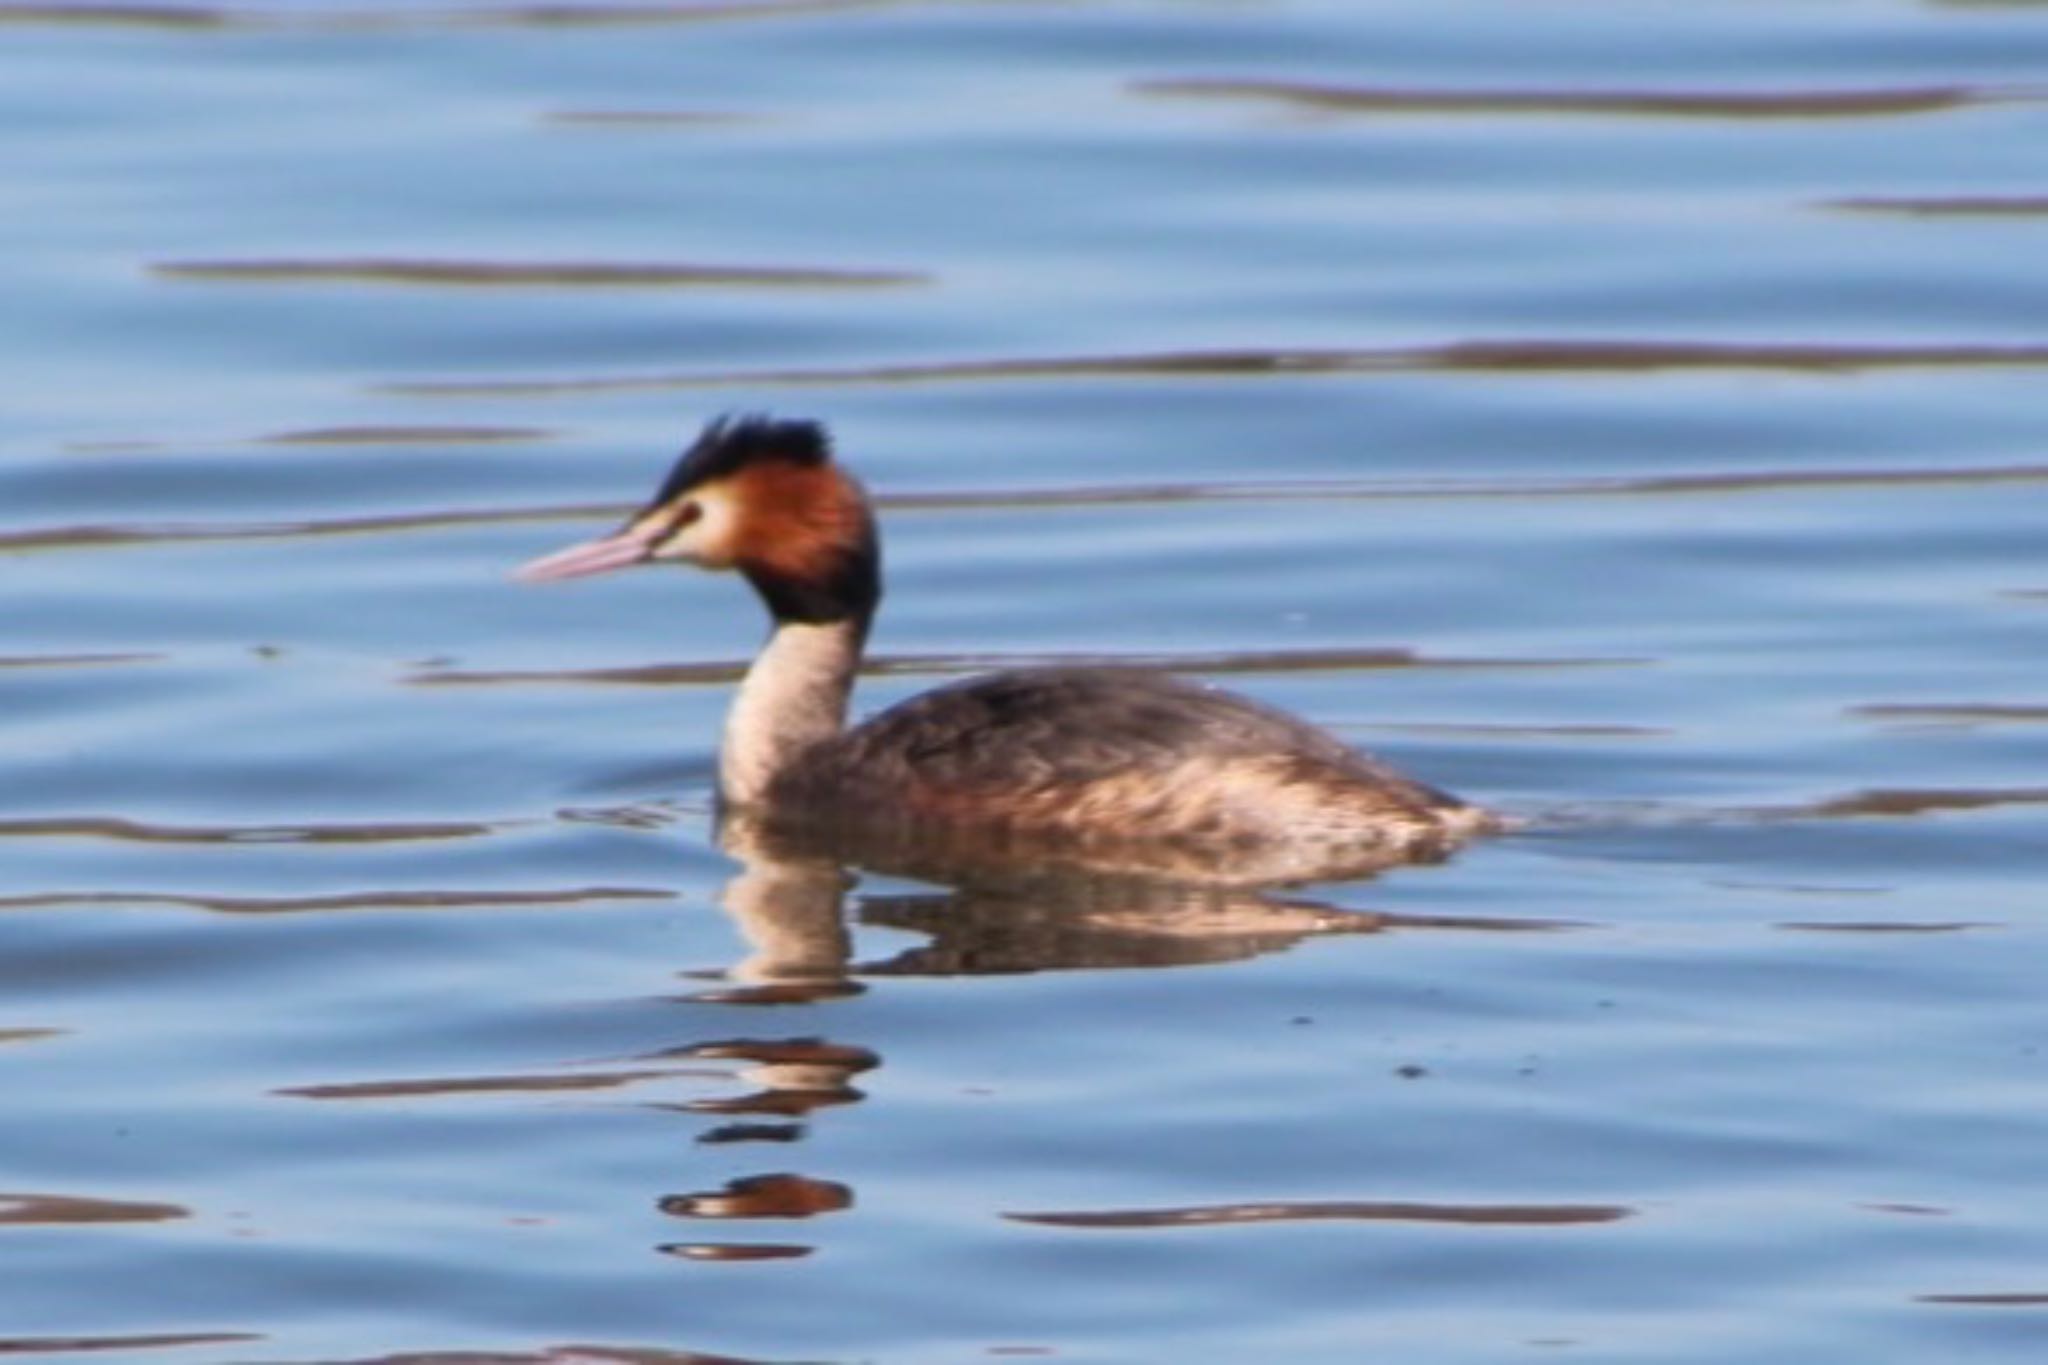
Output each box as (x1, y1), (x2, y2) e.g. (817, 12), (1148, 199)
(514, 523), (662, 583)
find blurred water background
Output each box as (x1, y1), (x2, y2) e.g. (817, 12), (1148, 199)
(4, 1), (2048, 1360)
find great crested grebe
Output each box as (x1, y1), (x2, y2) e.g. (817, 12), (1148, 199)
(519, 416), (1498, 884)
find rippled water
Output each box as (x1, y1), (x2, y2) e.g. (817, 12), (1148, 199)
(6, 1), (2048, 1360)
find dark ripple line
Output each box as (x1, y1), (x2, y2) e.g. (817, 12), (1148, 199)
(0, 886), (671, 914)
(0, 502), (616, 553)
(14, 461), (2048, 559)
(662, 1242), (815, 1263)
(1006, 1199), (1634, 1229)
(0, 1333), (263, 1355)
(1827, 196), (2048, 217)
(891, 463), (2048, 507)
(0, 815), (509, 846)
(279, 1066), (711, 1100)
(0, 1029), (65, 1046)
(1135, 77), (2040, 119)
(1378, 720), (1671, 740)
(1780, 921), (1989, 934)
(248, 1345), (792, 1365)
(257, 424), (555, 446)
(0, 0), (901, 28)
(1769, 786), (2048, 819)
(409, 645), (1638, 689)
(384, 339), (2048, 396)
(0, 1192), (188, 1225)
(0, 4), (226, 26)
(1540, 787), (2048, 832)
(0, 651), (165, 670)
(152, 257), (923, 289)
(1851, 703), (2048, 726)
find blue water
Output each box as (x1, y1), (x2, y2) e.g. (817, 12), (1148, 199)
(5, 2), (2048, 1360)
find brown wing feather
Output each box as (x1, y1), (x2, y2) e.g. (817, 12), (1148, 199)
(803, 667), (1466, 820)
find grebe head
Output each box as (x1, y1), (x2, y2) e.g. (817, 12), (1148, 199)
(517, 415), (880, 625)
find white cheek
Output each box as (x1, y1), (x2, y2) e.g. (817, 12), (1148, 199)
(654, 488), (739, 567)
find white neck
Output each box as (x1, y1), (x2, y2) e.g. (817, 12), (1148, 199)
(720, 617), (865, 806)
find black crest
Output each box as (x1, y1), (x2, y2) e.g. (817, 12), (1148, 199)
(650, 414), (832, 507)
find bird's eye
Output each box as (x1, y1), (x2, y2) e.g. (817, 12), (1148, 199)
(672, 501), (703, 529)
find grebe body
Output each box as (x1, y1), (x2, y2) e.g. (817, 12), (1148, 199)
(519, 417), (1497, 884)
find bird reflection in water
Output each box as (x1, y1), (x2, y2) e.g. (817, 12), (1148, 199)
(707, 804), (1557, 982)
(655, 808), (1563, 1262)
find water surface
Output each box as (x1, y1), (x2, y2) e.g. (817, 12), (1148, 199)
(5, 1), (2048, 1360)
